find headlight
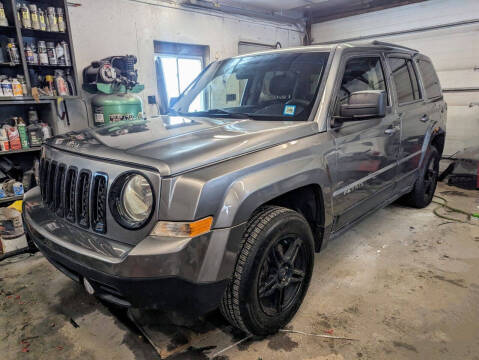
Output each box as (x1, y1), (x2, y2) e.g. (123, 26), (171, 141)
(109, 172), (155, 229)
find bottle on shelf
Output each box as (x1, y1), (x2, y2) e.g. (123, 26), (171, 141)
(27, 120), (43, 147)
(62, 41), (71, 66)
(6, 38), (20, 64)
(46, 7), (58, 32)
(56, 42), (65, 66)
(0, 1), (8, 26)
(0, 76), (13, 96)
(46, 41), (57, 65)
(20, 3), (31, 29)
(17, 75), (27, 95)
(24, 42), (35, 64)
(16, 117), (30, 149)
(11, 77), (23, 97)
(65, 69), (76, 95)
(57, 8), (66, 33)
(38, 8), (47, 31)
(4, 124), (22, 150)
(0, 128), (10, 152)
(54, 69), (69, 96)
(38, 41), (49, 65)
(29, 4), (40, 30)
(28, 107), (39, 123)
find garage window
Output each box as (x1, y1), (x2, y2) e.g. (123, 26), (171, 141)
(388, 58), (419, 105)
(418, 60), (442, 99)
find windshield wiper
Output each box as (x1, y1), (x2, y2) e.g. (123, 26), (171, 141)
(179, 109), (250, 119)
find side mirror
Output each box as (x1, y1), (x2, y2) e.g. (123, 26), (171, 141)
(340, 90), (386, 120)
(169, 96), (180, 109)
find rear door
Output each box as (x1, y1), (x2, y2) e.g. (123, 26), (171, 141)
(386, 54), (427, 191)
(330, 52), (400, 230)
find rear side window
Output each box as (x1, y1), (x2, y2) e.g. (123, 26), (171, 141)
(418, 60), (442, 99)
(388, 58), (421, 104)
(335, 56), (387, 115)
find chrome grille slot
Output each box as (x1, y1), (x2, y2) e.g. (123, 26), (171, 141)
(54, 164), (66, 216)
(77, 171), (91, 228)
(91, 174), (108, 234)
(65, 167), (77, 223)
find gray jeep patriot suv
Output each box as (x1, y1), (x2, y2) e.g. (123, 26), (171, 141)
(24, 41), (446, 335)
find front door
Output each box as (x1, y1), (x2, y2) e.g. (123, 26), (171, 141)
(330, 54), (400, 231)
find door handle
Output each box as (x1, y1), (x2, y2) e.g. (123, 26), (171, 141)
(384, 126), (399, 136)
(420, 114), (429, 122)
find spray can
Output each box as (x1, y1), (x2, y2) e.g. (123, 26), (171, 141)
(0, 2), (9, 26)
(38, 41), (49, 65)
(47, 7), (58, 32)
(38, 9), (46, 31)
(31, 42), (38, 64)
(45, 74), (55, 96)
(46, 41), (57, 65)
(7, 38), (20, 64)
(12, 78), (23, 97)
(55, 42), (65, 66)
(29, 4), (40, 30)
(57, 7), (65, 32)
(61, 41), (71, 66)
(20, 3), (31, 29)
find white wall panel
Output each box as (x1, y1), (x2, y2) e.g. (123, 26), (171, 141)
(61, 0), (302, 131)
(311, 0), (479, 155)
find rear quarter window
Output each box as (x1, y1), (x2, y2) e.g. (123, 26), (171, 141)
(418, 60), (442, 99)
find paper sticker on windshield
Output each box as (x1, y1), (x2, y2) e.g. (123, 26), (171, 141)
(283, 105), (296, 116)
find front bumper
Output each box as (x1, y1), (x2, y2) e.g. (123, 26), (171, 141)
(23, 187), (245, 314)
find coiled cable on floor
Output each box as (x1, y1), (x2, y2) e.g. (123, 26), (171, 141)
(432, 195), (479, 224)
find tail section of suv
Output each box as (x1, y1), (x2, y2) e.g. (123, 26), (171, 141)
(23, 42), (446, 335)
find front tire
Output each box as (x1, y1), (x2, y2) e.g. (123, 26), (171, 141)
(220, 206), (314, 335)
(403, 145), (440, 208)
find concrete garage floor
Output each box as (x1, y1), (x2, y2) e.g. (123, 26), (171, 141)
(1, 182), (478, 360)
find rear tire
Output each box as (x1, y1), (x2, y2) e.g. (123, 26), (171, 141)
(220, 206), (314, 335)
(402, 146), (439, 208)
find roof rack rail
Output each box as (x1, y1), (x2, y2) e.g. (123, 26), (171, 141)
(371, 40), (418, 53)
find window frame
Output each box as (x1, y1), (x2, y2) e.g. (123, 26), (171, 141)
(328, 52), (392, 128)
(386, 53), (424, 107)
(416, 58), (443, 101)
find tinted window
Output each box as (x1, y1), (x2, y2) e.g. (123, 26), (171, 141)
(388, 58), (415, 104)
(335, 57), (387, 114)
(418, 60), (442, 99)
(407, 61), (421, 100)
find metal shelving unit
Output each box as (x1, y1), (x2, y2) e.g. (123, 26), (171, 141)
(0, 0), (80, 206)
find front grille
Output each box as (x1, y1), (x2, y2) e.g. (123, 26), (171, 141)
(39, 159), (108, 234)
(77, 171), (91, 228)
(92, 174), (108, 234)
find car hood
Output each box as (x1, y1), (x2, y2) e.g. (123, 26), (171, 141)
(46, 116), (318, 176)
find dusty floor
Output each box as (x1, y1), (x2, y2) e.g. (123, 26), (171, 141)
(1, 182), (478, 360)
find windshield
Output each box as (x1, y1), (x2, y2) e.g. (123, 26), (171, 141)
(170, 51), (329, 121)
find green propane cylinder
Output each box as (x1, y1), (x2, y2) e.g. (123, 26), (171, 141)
(92, 93), (143, 126)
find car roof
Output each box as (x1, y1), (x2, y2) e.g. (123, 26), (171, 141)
(233, 41), (419, 58)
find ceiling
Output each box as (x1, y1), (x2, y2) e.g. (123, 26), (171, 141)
(212, 0), (429, 23)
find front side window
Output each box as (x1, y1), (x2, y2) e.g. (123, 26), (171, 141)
(334, 56), (387, 115)
(418, 60), (442, 99)
(171, 51), (329, 121)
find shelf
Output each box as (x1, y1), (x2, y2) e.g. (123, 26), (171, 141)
(28, 64), (73, 69)
(0, 95), (79, 102)
(0, 148), (41, 156)
(21, 28), (69, 39)
(0, 25), (16, 35)
(0, 62), (22, 67)
(0, 195), (23, 204)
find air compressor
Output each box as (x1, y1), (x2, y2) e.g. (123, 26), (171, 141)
(83, 55), (145, 127)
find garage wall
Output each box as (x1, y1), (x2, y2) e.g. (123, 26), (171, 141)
(60, 0), (302, 132)
(311, 0), (479, 156)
